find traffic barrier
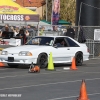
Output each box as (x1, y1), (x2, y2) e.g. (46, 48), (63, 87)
(0, 62), (5, 67)
(46, 52), (55, 71)
(77, 80), (89, 100)
(70, 57), (78, 70)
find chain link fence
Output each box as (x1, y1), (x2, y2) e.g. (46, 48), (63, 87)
(0, 23), (100, 58)
(36, 25), (100, 58)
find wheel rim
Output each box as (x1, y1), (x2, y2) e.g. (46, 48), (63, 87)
(39, 55), (48, 68)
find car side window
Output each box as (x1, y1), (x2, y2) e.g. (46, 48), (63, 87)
(54, 38), (68, 47)
(65, 38), (79, 47)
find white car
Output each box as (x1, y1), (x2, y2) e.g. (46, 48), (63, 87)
(0, 36), (89, 68)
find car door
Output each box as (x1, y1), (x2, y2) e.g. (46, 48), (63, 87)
(51, 37), (71, 63)
(65, 37), (80, 60)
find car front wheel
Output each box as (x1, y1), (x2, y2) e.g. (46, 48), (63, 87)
(37, 53), (48, 68)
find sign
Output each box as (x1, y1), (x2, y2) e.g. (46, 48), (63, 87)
(0, 5), (19, 12)
(94, 29), (100, 40)
(0, 14), (39, 22)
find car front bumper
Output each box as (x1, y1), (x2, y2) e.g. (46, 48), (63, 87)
(0, 55), (37, 64)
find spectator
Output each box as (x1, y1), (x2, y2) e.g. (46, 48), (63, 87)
(10, 26), (19, 36)
(64, 25), (75, 39)
(78, 26), (86, 43)
(16, 29), (26, 45)
(26, 25), (35, 37)
(39, 26), (45, 36)
(1, 24), (12, 32)
(25, 30), (29, 42)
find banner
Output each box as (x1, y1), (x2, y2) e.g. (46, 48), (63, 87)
(52, 0), (60, 31)
(0, 14), (39, 22)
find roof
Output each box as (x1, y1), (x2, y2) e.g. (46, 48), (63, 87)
(36, 36), (69, 38)
(15, 0), (45, 7)
(0, 0), (38, 14)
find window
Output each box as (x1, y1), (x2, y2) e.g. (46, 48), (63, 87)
(54, 38), (68, 47)
(66, 38), (79, 47)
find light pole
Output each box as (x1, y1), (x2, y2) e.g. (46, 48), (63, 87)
(78, 2), (82, 26)
(77, 2), (83, 40)
(46, 0), (48, 21)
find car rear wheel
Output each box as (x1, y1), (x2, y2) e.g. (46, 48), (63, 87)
(37, 53), (48, 68)
(75, 52), (83, 66)
(7, 63), (19, 68)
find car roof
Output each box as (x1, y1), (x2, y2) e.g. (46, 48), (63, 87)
(35, 36), (69, 38)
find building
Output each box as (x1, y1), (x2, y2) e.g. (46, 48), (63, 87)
(14, 0), (45, 18)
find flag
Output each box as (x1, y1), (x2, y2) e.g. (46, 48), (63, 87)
(52, 0), (60, 31)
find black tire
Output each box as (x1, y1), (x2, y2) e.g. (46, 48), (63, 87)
(75, 52), (83, 66)
(7, 63), (19, 68)
(37, 53), (48, 68)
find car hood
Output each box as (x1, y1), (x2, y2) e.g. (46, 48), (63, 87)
(3, 45), (52, 53)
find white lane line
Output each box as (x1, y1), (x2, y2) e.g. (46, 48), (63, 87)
(0, 78), (100, 91)
(0, 69), (100, 79)
(91, 57), (100, 59)
(0, 68), (11, 70)
(86, 63), (100, 64)
(48, 92), (100, 100)
(0, 70), (71, 79)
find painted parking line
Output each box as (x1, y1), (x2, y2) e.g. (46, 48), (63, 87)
(0, 78), (100, 91)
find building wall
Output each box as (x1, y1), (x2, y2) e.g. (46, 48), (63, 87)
(15, 0), (45, 18)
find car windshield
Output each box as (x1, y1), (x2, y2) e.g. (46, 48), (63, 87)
(26, 37), (54, 46)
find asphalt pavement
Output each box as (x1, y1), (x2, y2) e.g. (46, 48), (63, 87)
(0, 57), (100, 100)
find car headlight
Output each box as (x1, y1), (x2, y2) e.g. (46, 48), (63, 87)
(19, 51), (32, 56)
(1, 51), (8, 55)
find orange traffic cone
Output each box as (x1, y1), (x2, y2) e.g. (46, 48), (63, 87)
(77, 80), (89, 100)
(70, 57), (78, 70)
(29, 65), (40, 73)
(0, 62), (5, 67)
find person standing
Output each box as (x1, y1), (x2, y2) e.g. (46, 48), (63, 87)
(1, 24), (12, 32)
(26, 25), (35, 37)
(16, 29), (26, 45)
(39, 26), (45, 36)
(78, 26), (86, 43)
(64, 25), (75, 39)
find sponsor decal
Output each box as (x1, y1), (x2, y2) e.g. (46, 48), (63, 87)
(0, 5), (18, 12)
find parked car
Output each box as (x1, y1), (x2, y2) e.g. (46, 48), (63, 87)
(0, 36), (89, 68)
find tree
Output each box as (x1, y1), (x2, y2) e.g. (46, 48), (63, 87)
(43, 0), (76, 24)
